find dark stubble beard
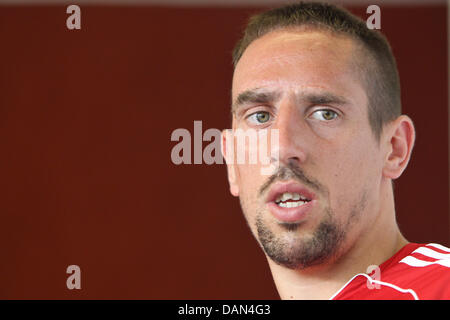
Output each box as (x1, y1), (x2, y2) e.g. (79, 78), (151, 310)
(246, 162), (364, 270)
(256, 207), (345, 270)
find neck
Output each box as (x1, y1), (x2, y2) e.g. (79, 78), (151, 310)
(267, 183), (408, 300)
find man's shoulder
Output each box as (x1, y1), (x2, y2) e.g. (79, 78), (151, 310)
(381, 243), (450, 299)
(394, 243), (450, 270)
(332, 243), (450, 300)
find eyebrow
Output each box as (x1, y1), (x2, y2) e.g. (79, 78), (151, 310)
(231, 88), (350, 114)
(232, 88), (281, 114)
(301, 92), (349, 106)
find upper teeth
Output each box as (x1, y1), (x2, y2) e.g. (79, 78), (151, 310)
(275, 192), (308, 203)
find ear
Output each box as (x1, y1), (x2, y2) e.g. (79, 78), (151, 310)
(221, 129), (239, 197)
(382, 115), (416, 180)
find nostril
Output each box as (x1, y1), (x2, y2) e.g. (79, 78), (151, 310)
(276, 138), (307, 165)
(288, 157), (301, 165)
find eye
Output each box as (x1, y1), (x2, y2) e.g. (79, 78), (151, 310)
(247, 111), (272, 125)
(310, 109), (338, 121)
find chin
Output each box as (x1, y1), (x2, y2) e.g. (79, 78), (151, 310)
(255, 210), (347, 270)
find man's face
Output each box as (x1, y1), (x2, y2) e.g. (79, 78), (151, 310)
(228, 30), (386, 269)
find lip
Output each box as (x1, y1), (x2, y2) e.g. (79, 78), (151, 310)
(265, 181), (317, 223)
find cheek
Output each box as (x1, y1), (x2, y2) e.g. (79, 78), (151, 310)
(320, 140), (381, 208)
(235, 163), (262, 199)
(236, 163), (261, 185)
(235, 164), (266, 221)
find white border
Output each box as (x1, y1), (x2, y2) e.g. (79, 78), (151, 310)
(0, 0), (446, 6)
(447, 0), (450, 245)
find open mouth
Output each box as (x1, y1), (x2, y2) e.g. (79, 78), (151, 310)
(274, 192), (312, 208)
(265, 182), (316, 223)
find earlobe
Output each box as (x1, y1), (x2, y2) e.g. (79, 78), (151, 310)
(221, 130), (240, 197)
(382, 115), (416, 180)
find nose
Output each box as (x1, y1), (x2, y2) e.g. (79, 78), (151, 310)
(271, 98), (308, 167)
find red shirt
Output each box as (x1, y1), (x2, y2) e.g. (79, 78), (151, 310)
(331, 243), (450, 300)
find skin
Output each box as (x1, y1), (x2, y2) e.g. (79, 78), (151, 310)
(222, 29), (415, 299)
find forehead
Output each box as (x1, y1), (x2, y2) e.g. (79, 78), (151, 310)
(232, 29), (365, 102)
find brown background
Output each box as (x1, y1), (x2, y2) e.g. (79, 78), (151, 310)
(0, 3), (448, 299)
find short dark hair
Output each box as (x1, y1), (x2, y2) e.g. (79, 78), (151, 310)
(232, 1), (401, 139)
